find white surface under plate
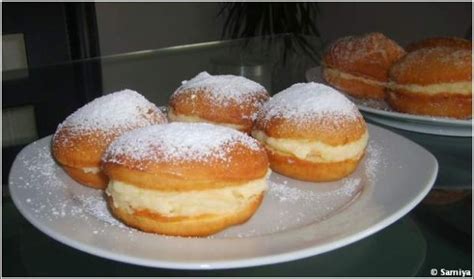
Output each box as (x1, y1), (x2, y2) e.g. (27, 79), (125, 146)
(305, 66), (472, 137)
(9, 124), (438, 270)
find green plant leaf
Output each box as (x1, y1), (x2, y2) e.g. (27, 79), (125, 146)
(218, 3), (322, 64)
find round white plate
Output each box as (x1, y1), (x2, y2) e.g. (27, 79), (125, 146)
(305, 66), (472, 137)
(9, 124), (437, 270)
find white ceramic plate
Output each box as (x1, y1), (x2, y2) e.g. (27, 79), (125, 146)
(9, 124), (437, 270)
(305, 66), (472, 137)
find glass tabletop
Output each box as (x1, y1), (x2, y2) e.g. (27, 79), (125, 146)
(2, 34), (472, 276)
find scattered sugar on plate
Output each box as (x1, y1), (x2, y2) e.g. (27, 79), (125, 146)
(365, 141), (386, 181)
(73, 194), (125, 228)
(12, 139), (138, 238)
(268, 177), (362, 205)
(216, 175), (364, 238)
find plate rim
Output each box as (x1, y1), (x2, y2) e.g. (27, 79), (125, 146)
(358, 104), (471, 127)
(9, 124), (439, 270)
(363, 113), (472, 137)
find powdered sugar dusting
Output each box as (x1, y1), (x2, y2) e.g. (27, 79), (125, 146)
(269, 177), (362, 204)
(258, 82), (360, 127)
(326, 32), (405, 67)
(103, 122), (263, 169)
(73, 194), (124, 227)
(55, 89), (166, 135)
(365, 141), (386, 181)
(12, 140), (141, 238)
(390, 47), (471, 83)
(216, 175), (364, 238)
(173, 71), (268, 106)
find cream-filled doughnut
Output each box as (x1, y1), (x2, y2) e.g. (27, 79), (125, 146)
(322, 32), (406, 99)
(387, 47), (472, 119)
(169, 72), (270, 133)
(52, 89), (167, 189)
(252, 82), (368, 182)
(102, 122), (270, 236)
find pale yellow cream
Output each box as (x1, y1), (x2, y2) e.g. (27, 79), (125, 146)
(82, 167), (100, 174)
(325, 68), (387, 87)
(389, 82), (472, 96)
(105, 170), (270, 217)
(168, 108), (245, 130)
(326, 67), (472, 96)
(252, 130), (368, 163)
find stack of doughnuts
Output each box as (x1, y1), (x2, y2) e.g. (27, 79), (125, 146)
(52, 89), (167, 189)
(322, 32), (472, 119)
(322, 32), (406, 99)
(102, 123), (270, 236)
(169, 72), (270, 133)
(252, 82), (368, 182)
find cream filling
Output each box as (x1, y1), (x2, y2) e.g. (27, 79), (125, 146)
(168, 108), (245, 130)
(105, 170), (270, 217)
(389, 81), (472, 96)
(82, 167), (100, 174)
(326, 68), (472, 96)
(252, 130), (368, 163)
(325, 68), (387, 87)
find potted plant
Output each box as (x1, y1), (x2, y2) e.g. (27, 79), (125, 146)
(217, 3), (323, 92)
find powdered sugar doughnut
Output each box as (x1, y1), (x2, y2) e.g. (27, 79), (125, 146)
(102, 122), (270, 236)
(168, 72), (270, 133)
(387, 47), (472, 119)
(52, 89), (167, 189)
(252, 82), (368, 182)
(322, 32), (406, 99)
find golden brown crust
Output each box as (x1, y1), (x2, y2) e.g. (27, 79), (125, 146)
(253, 115), (367, 146)
(53, 130), (112, 189)
(52, 100), (167, 169)
(103, 164), (268, 191)
(107, 194), (264, 237)
(389, 47), (472, 85)
(52, 130), (116, 169)
(386, 90), (472, 119)
(265, 147), (364, 182)
(102, 143), (269, 191)
(169, 88), (269, 133)
(323, 32), (406, 82)
(62, 166), (108, 189)
(322, 67), (386, 99)
(406, 37), (472, 52)
(52, 105), (167, 189)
